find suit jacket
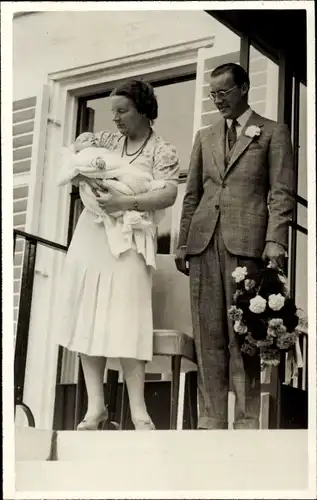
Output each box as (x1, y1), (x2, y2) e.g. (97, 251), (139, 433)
(177, 111), (295, 258)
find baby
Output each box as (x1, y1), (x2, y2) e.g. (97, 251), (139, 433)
(72, 132), (165, 199)
(57, 132), (165, 267)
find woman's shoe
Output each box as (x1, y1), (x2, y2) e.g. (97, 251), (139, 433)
(133, 418), (156, 430)
(77, 409), (108, 431)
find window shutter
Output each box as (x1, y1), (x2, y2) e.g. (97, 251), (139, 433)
(248, 46), (277, 120)
(193, 46), (276, 134)
(13, 86), (50, 333)
(193, 47), (241, 133)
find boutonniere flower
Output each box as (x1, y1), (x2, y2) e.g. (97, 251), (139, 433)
(245, 125), (261, 138)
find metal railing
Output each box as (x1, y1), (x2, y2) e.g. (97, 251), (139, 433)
(14, 229), (68, 427)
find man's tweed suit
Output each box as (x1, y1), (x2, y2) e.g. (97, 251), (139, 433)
(178, 111), (294, 429)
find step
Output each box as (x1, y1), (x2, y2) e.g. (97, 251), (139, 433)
(15, 427), (54, 461)
(15, 430), (308, 492)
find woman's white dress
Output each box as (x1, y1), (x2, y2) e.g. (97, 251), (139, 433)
(56, 130), (179, 361)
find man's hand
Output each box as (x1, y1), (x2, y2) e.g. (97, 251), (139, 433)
(175, 247), (189, 276)
(262, 241), (286, 269)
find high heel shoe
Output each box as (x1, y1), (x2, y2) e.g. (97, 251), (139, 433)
(77, 409), (108, 431)
(133, 418), (156, 430)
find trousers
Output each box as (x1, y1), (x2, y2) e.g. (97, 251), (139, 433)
(189, 221), (261, 429)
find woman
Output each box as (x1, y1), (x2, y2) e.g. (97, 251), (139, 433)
(57, 79), (179, 430)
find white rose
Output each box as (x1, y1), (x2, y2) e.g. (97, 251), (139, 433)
(234, 321), (248, 335)
(232, 266), (248, 283)
(268, 293), (285, 311)
(249, 295), (266, 314)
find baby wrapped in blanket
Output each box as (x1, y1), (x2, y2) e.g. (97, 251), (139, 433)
(57, 132), (165, 267)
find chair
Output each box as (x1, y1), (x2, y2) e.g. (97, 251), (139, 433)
(109, 254), (198, 430)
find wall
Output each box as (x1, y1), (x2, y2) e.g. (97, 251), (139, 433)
(13, 10), (238, 100)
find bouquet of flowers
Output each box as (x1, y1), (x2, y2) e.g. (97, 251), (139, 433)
(228, 263), (301, 369)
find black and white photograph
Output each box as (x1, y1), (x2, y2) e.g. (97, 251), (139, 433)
(2, 1), (316, 497)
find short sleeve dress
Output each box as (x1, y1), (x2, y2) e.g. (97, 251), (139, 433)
(56, 130), (179, 362)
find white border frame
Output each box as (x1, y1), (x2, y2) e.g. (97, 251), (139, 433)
(3, 3), (315, 499)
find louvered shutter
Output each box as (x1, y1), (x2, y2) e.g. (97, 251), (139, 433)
(13, 87), (50, 333)
(193, 46), (274, 134)
(193, 48), (241, 132)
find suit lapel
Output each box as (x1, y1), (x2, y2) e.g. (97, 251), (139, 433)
(224, 111), (265, 177)
(209, 119), (226, 178)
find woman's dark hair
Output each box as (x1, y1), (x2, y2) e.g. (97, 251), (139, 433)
(111, 79), (158, 122)
(211, 63), (250, 89)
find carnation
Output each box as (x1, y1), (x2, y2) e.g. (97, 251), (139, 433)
(234, 320), (248, 335)
(249, 295), (266, 314)
(241, 342), (257, 356)
(268, 318), (284, 328)
(268, 293), (285, 311)
(228, 305), (243, 322)
(267, 318), (287, 337)
(232, 266), (248, 283)
(276, 332), (297, 350)
(233, 289), (243, 302)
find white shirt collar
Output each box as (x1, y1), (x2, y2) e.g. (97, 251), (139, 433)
(227, 107), (253, 129)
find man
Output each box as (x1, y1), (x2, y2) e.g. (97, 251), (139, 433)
(175, 63), (294, 430)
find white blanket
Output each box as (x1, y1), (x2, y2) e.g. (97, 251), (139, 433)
(57, 146), (165, 268)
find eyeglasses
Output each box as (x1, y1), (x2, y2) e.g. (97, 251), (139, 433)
(209, 85), (238, 101)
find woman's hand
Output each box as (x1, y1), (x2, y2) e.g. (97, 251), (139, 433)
(96, 183), (132, 213)
(76, 175), (109, 196)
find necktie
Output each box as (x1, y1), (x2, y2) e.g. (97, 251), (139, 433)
(227, 119), (237, 151)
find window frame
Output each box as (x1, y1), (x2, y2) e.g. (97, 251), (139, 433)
(68, 72), (197, 253)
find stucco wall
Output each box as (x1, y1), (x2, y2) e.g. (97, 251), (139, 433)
(13, 9), (238, 100)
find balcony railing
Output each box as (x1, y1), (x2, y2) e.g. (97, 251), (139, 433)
(14, 229), (68, 427)
(13, 229), (309, 430)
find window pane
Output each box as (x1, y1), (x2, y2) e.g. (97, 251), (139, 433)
(297, 203), (307, 230)
(153, 80), (196, 176)
(88, 95), (114, 133)
(295, 231), (307, 314)
(298, 83), (307, 199)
